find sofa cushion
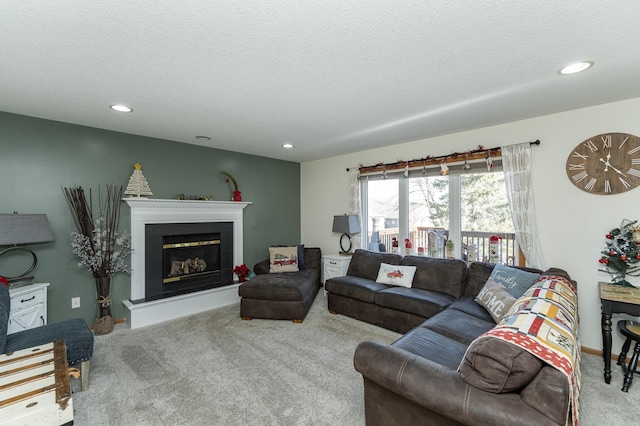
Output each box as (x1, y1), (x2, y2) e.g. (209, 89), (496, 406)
(6, 318), (94, 365)
(475, 279), (517, 323)
(303, 247), (322, 271)
(238, 268), (319, 301)
(375, 263), (416, 288)
(400, 256), (467, 298)
(448, 296), (494, 322)
(421, 309), (495, 346)
(392, 326), (469, 370)
(269, 246), (300, 273)
(458, 335), (544, 393)
(374, 287), (454, 319)
(346, 249), (402, 281)
(325, 275), (389, 303)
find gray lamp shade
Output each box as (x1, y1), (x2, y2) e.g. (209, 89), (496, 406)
(0, 214), (54, 246)
(332, 215), (361, 235)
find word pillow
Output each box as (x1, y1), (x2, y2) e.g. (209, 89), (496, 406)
(376, 263), (416, 288)
(476, 264), (540, 322)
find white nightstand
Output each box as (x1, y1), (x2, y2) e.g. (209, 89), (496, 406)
(323, 254), (351, 294)
(8, 282), (49, 334)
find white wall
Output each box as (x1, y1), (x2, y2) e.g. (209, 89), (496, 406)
(301, 96), (640, 353)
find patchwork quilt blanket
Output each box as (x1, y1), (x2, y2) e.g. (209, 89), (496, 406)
(481, 275), (581, 426)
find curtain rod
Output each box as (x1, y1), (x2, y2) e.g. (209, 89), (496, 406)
(347, 140), (540, 172)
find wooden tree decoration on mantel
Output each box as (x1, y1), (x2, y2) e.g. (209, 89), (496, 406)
(125, 163), (153, 198)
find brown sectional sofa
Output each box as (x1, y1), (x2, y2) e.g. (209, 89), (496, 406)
(325, 249), (576, 426)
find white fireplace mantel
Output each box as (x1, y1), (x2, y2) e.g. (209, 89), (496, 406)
(122, 198), (251, 328)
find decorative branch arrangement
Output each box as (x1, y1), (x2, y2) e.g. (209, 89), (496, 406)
(62, 184), (131, 333)
(222, 171), (242, 201)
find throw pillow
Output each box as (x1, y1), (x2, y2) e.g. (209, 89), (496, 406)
(271, 244), (306, 270)
(486, 264), (541, 298)
(375, 263), (416, 288)
(475, 264), (540, 322)
(269, 246), (300, 273)
(475, 280), (517, 322)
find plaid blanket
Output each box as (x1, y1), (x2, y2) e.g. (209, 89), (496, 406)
(481, 275), (581, 426)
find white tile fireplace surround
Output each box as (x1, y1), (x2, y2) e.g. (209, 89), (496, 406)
(122, 198), (251, 329)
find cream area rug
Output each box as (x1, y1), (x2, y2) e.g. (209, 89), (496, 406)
(73, 294), (639, 425)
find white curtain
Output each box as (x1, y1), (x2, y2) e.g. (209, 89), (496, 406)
(502, 143), (546, 270)
(347, 169), (362, 250)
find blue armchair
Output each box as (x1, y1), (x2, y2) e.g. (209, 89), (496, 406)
(1, 283), (94, 391)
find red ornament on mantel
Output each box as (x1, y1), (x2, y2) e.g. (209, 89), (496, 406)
(233, 190), (242, 202)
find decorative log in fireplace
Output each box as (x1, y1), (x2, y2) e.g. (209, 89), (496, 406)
(163, 237), (220, 283)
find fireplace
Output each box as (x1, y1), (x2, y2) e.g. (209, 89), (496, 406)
(141, 222), (234, 302)
(123, 199), (250, 329)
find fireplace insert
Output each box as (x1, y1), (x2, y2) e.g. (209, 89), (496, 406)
(140, 222), (234, 302)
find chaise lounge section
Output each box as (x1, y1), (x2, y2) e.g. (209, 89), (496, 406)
(238, 247), (322, 323)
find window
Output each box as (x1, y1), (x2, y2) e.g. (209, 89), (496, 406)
(361, 163), (518, 264)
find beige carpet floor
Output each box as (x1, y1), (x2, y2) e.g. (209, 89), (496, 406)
(73, 294), (640, 425)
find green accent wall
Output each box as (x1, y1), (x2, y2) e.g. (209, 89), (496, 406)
(0, 112), (300, 325)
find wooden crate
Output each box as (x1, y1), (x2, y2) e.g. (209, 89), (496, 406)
(0, 340), (73, 426)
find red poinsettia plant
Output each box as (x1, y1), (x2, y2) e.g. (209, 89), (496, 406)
(233, 264), (250, 282)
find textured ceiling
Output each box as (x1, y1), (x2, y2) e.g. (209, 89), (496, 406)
(2, 1), (640, 162)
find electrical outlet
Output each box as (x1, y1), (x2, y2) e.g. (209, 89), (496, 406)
(71, 297), (80, 309)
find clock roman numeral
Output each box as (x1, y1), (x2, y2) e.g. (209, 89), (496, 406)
(619, 177), (632, 189)
(632, 158), (640, 165)
(628, 168), (640, 178)
(585, 178), (597, 191)
(605, 180), (612, 193)
(583, 140), (598, 152)
(568, 163), (585, 170)
(628, 145), (640, 155)
(572, 151), (588, 160)
(572, 171), (588, 183)
(601, 135), (612, 148)
(619, 136), (630, 149)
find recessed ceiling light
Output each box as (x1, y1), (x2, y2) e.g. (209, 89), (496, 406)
(195, 135), (211, 141)
(282, 143), (294, 149)
(109, 104), (133, 113)
(558, 61), (594, 75)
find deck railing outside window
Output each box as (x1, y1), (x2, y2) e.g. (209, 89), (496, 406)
(372, 227), (519, 265)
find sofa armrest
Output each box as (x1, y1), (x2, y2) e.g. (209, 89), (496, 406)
(354, 341), (560, 426)
(253, 258), (270, 275)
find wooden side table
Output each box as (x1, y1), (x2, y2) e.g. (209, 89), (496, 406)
(599, 282), (640, 384)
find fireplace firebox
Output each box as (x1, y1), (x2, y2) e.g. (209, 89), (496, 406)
(140, 222), (234, 302)
(163, 234), (220, 284)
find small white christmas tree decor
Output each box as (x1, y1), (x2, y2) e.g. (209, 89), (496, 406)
(125, 163), (153, 198)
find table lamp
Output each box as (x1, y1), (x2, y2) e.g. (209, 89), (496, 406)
(0, 213), (54, 287)
(332, 214), (361, 255)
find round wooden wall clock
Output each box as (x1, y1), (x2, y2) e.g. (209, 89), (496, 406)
(566, 132), (640, 195)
